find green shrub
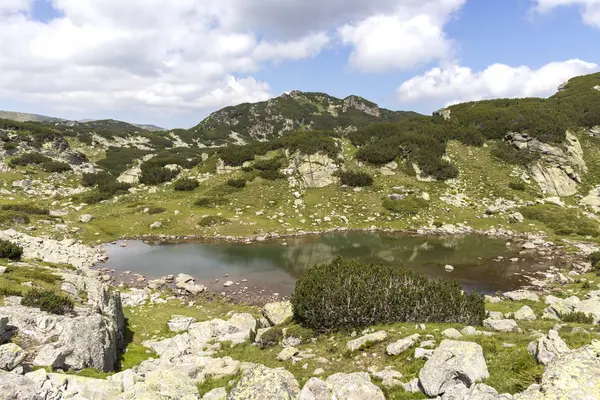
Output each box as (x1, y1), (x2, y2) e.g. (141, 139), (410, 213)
(433, 220), (444, 228)
(139, 163), (179, 185)
(509, 182), (526, 191)
(559, 311), (594, 324)
(227, 178), (246, 188)
(256, 327), (283, 349)
(338, 171), (373, 187)
(81, 171), (115, 187)
(1, 204), (49, 215)
(253, 158), (282, 171)
(9, 152), (52, 167)
(258, 169), (284, 180)
(198, 216), (230, 227)
(0, 211), (30, 225)
(80, 191), (111, 205)
(491, 143), (540, 166)
(173, 178), (199, 191)
(588, 252), (600, 266)
(42, 160), (72, 173)
(146, 207), (166, 215)
(21, 290), (74, 315)
(3, 142), (17, 151)
(520, 204), (600, 237)
(382, 196), (428, 215)
(284, 324), (315, 343)
(291, 257), (485, 332)
(0, 239), (23, 260)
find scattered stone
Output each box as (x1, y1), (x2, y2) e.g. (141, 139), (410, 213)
(149, 221), (162, 229)
(508, 212), (524, 223)
(277, 347), (299, 361)
(503, 290), (540, 302)
(445, 264), (454, 272)
(386, 334), (420, 356)
(483, 318), (522, 333)
(346, 330), (387, 352)
(442, 328), (463, 339)
(223, 281), (234, 287)
(78, 214), (95, 223)
(419, 340), (490, 397)
(460, 326), (483, 336)
(414, 347), (434, 360)
(527, 329), (570, 365)
(513, 305), (537, 321)
(228, 364), (300, 400)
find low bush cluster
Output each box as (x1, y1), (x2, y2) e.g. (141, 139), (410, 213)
(21, 290), (74, 315)
(79, 173), (131, 204)
(338, 171), (373, 187)
(139, 163), (179, 185)
(1, 203), (49, 215)
(173, 178), (199, 191)
(0, 211), (30, 225)
(559, 311), (594, 324)
(258, 169), (284, 180)
(0, 239), (23, 260)
(146, 207), (166, 215)
(194, 196), (228, 208)
(509, 182), (526, 191)
(42, 160), (72, 173)
(382, 196), (428, 215)
(291, 257), (485, 332)
(227, 178), (246, 188)
(198, 215), (230, 227)
(520, 204), (599, 237)
(9, 152), (51, 167)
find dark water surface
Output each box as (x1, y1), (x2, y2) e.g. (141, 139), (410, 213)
(100, 233), (554, 296)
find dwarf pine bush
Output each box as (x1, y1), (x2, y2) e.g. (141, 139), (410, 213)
(291, 257), (485, 332)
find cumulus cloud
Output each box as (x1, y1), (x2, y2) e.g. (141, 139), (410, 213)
(535, 0), (600, 28)
(396, 59), (599, 106)
(0, 0), (467, 119)
(338, 0), (465, 72)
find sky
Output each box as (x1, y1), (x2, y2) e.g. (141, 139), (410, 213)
(0, 0), (599, 129)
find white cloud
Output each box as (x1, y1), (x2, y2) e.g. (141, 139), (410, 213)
(535, 0), (600, 28)
(338, 0), (465, 72)
(0, 0), (467, 119)
(397, 59), (599, 106)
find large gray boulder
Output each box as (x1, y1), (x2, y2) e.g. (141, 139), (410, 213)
(503, 290), (540, 302)
(175, 273), (206, 295)
(527, 330), (570, 365)
(542, 295), (600, 323)
(513, 306), (536, 321)
(346, 331), (387, 352)
(0, 373), (42, 400)
(419, 340), (490, 397)
(0, 343), (27, 371)
(262, 301), (293, 326)
(227, 364), (300, 400)
(515, 340), (600, 399)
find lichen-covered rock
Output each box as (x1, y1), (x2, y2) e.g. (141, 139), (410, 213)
(299, 377), (331, 400)
(227, 364), (300, 400)
(277, 347), (299, 361)
(0, 373), (42, 400)
(286, 152), (339, 189)
(347, 331), (387, 352)
(419, 340), (490, 397)
(515, 340), (600, 399)
(527, 330), (569, 365)
(442, 328), (463, 339)
(0, 343), (27, 371)
(168, 315), (197, 332)
(503, 290), (540, 302)
(483, 318), (521, 333)
(203, 387), (227, 400)
(325, 372), (385, 400)
(386, 334), (420, 356)
(513, 306), (537, 321)
(262, 301), (293, 326)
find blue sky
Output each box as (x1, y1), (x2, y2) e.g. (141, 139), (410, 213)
(0, 0), (599, 129)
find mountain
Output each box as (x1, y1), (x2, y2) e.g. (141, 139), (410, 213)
(0, 110), (65, 123)
(181, 90), (419, 146)
(131, 124), (166, 132)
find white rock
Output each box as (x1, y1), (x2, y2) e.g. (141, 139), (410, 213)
(527, 329), (570, 365)
(483, 318), (522, 333)
(442, 328), (463, 339)
(262, 301), (293, 326)
(346, 331), (387, 352)
(386, 334), (420, 356)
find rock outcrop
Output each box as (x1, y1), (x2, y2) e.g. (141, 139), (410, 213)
(285, 152), (339, 189)
(228, 364), (300, 400)
(527, 330), (569, 365)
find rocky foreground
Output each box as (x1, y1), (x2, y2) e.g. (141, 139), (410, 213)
(1, 231), (600, 399)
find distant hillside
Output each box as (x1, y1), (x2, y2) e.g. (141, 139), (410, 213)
(181, 91), (419, 146)
(0, 110), (64, 123)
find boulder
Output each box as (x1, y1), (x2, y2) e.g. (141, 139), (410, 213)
(508, 212), (524, 223)
(371, 368), (403, 388)
(203, 387), (227, 400)
(442, 328), (463, 339)
(326, 372), (385, 400)
(168, 315), (197, 332)
(262, 301), (293, 326)
(483, 318), (521, 333)
(149, 221), (162, 229)
(515, 340), (600, 400)
(228, 364), (300, 400)
(527, 330), (570, 365)
(346, 331), (387, 352)
(386, 333), (420, 356)
(175, 273), (206, 295)
(299, 377), (331, 400)
(0, 373), (42, 400)
(503, 290), (540, 302)
(277, 347), (299, 361)
(513, 306), (537, 321)
(419, 340), (490, 397)
(78, 214), (95, 223)
(287, 152), (339, 189)
(0, 343), (27, 371)
(460, 326), (483, 336)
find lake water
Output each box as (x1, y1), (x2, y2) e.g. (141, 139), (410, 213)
(99, 232), (556, 298)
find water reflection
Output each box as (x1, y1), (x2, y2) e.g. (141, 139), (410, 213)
(101, 233), (553, 295)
